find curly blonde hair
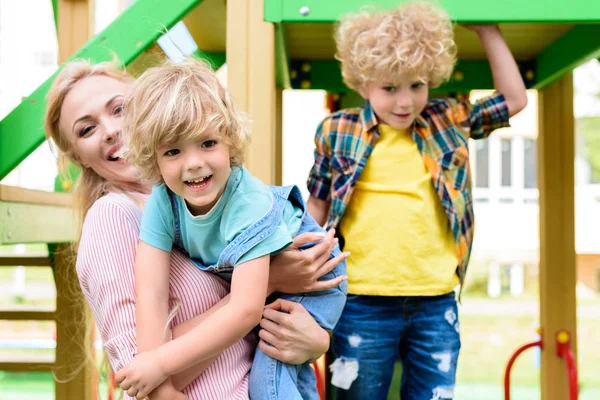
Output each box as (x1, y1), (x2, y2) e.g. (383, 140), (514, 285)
(123, 59), (251, 184)
(335, 1), (457, 90)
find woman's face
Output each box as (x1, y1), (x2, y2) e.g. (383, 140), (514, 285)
(59, 75), (147, 192)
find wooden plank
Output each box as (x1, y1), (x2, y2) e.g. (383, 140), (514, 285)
(0, 255), (51, 266)
(0, 202), (76, 244)
(0, 185), (72, 207)
(0, 361), (55, 372)
(0, 307), (55, 321)
(52, 243), (94, 400)
(538, 74), (577, 400)
(248, 0), (276, 184)
(58, 0), (94, 63)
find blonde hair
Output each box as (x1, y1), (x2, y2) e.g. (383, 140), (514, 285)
(44, 59), (133, 242)
(44, 59), (133, 399)
(335, 1), (457, 90)
(124, 59), (251, 184)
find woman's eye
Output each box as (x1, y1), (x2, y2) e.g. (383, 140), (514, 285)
(79, 126), (94, 137)
(164, 149), (180, 156)
(114, 105), (124, 115)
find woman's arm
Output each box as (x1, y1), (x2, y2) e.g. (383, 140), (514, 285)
(259, 299), (330, 364)
(116, 255), (270, 399)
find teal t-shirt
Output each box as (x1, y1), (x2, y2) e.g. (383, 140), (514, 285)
(140, 167), (303, 266)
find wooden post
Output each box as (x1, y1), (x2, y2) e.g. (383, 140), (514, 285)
(55, 2), (95, 398)
(538, 74), (577, 400)
(275, 87), (283, 186)
(227, 0), (277, 184)
(52, 244), (94, 400)
(58, 0), (94, 63)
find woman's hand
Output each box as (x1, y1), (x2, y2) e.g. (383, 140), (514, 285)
(269, 229), (348, 294)
(258, 299), (330, 364)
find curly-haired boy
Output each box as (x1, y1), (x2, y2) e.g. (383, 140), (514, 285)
(307, 2), (527, 398)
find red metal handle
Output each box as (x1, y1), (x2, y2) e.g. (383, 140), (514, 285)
(313, 361), (325, 400)
(504, 339), (543, 400)
(556, 331), (579, 400)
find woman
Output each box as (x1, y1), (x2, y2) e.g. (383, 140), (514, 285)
(44, 59), (347, 399)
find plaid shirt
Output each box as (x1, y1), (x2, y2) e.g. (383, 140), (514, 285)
(307, 93), (509, 287)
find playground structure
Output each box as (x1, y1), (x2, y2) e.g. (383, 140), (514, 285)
(1, 0), (600, 399)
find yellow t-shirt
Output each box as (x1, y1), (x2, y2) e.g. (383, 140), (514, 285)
(339, 124), (459, 296)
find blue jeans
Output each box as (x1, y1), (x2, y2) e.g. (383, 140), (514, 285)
(249, 210), (348, 400)
(331, 292), (461, 400)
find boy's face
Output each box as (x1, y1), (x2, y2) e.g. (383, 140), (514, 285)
(359, 75), (429, 130)
(157, 133), (231, 216)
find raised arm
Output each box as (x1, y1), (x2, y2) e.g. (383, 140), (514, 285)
(466, 24), (527, 116)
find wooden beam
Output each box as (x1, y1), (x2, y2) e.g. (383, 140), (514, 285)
(52, 243), (94, 400)
(58, 0), (94, 63)
(0, 307), (55, 321)
(538, 74), (577, 400)
(227, 0), (277, 184)
(535, 25), (600, 89)
(0, 202), (76, 245)
(0, 185), (72, 207)
(0, 255), (52, 266)
(265, 0), (600, 23)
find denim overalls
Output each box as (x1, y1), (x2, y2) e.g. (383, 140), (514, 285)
(168, 184), (347, 399)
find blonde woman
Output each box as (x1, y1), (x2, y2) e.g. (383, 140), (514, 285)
(45, 59), (348, 400)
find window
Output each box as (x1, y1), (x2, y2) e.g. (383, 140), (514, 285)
(501, 138), (512, 187)
(524, 138), (537, 189)
(475, 141), (489, 188)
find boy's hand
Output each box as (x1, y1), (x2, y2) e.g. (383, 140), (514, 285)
(115, 350), (168, 399)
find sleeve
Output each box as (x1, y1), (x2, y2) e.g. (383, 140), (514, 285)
(139, 185), (175, 252)
(76, 197), (141, 374)
(221, 190), (293, 266)
(455, 92), (511, 140)
(307, 118), (334, 200)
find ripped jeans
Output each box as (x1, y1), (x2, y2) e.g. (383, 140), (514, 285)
(331, 292), (461, 400)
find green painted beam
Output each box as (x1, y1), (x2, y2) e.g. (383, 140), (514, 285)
(51, 0), (58, 33)
(0, 0), (203, 180)
(534, 25), (600, 89)
(289, 59), (535, 93)
(192, 50), (226, 70)
(265, 0), (600, 23)
(275, 23), (291, 89)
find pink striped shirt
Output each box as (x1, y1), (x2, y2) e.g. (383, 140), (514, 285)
(77, 192), (255, 399)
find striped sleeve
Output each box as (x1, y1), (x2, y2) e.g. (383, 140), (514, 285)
(455, 92), (510, 140)
(76, 195), (141, 374)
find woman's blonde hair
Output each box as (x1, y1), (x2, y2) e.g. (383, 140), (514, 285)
(335, 1), (457, 90)
(123, 59), (251, 184)
(44, 58), (133, 242)
(44, 59), (133, 397)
